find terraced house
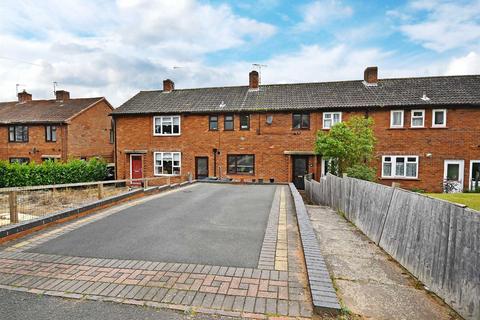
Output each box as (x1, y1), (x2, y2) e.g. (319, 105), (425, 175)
(112, 67), (480, 192)
(0, 90), (115, 164)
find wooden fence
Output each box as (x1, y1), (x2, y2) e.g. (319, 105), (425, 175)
(305, 174), (480, 320)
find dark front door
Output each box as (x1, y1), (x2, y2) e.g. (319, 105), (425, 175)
(195, 157), (209, 180)
(130, 155), (143, 185)
(292, 156), (309, 190)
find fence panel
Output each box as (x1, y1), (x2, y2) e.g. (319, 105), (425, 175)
(305, 175), (480, 320)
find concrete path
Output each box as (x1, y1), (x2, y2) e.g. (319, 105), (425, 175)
(307, 204), (462, 320)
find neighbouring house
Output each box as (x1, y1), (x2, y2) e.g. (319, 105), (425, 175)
(112, 68), (480, 192)
(0, 89), (115, 165)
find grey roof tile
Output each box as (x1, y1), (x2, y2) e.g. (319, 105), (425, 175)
(0, 97), (105, 124)
(112, 75), (480, 115)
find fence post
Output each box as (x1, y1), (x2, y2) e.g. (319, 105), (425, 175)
(97, 183), (104, 200)
(391, 182), (400, 188)
(167, 176), (171, 185)
(144, 178), (149, 189)
(9, 191), (18, 224)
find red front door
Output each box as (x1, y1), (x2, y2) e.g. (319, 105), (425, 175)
(131, 155), (143, 184)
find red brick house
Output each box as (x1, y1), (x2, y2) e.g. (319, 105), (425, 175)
(112, 68), (480, 192)
(0, 90), (114, 164)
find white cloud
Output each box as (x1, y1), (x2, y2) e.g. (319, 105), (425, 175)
(295, 0), (353, 32)
(0, 0), (276, 105)
(446, 51), (480, 75)
(394, 0), (480, 52)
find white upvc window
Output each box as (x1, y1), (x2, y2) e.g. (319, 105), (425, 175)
(411, 109), (425, 128)
(432, 109), (447, 127)
(153, 115), (181, 136)
(154, 152), (181, 175)
(382, 155), (419, 179)
(390, 110), (404, 128)
(322, 112), (342, 129)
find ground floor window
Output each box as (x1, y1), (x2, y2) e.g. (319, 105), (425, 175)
(227, 154), (254, 174)
(9, 157), (29, 164)
(382, 155), (418, 178)
(154, 152), (181, 175)
(321, 158), (338, 176)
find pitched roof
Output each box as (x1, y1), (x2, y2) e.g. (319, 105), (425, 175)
(112, 75), (480, 115)
(0, 97), (106, 124)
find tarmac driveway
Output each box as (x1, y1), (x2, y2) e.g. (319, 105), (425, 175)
(29, 183), (276, 268)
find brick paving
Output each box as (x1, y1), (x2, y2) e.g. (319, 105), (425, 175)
(0, 185), (313, 319)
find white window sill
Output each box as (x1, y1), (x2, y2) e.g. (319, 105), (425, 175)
(153, 134), (181, 137)
(153, 174), (181, 177)
(380, 177), (419, 180)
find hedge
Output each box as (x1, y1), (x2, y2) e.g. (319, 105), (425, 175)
(0, 158), (108, 188)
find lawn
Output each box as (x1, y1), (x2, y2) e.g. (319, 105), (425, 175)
(426, 193), (480, 211)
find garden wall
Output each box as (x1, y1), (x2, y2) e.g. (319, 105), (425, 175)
(305, 174), (480, 320)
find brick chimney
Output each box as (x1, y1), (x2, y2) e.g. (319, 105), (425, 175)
(55, 90), (70, 101)
(163, 79), (174, 92)
(17, 90), (32, 103)
(364, 66), (378, 84)
(249, 70), (259, 90)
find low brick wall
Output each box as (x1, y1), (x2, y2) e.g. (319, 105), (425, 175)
(288, 183), (341, 315)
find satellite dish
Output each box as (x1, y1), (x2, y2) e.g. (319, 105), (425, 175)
(266, 115), (273, 125)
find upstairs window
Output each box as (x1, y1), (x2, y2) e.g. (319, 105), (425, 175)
(154, 152), (181, 175)
(432, 109), (447, 127)
(390, 110), (404, 128)
(45, 125), (57, 142)
(9, 125), (28, 142)
(382, 156), (418, 179)
(227, 154), (255, 174)
(323, 112), (342, 129)
(154, 116), (180, 136)
(224, 114), (234, 131)
(292, 113), (310, 129)
(240, 114), (250, 130)
(209, 115), (218, 131)
(411, 110), (425, 128)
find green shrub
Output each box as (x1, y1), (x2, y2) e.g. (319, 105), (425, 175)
(0, 158), (108, 188)
(345, 164), (376, 182)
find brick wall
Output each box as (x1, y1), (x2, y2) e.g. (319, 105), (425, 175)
(115, 106), (480, 192)
(67, 100), (114, 162)
(0, 124), (65, 163)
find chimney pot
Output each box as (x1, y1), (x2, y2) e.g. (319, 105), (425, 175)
(55, 90), (70, 101)
(364, 66), (378, 84)
(163, 79), (174, 92)
(17, 90), (32, 103)
(249, 70), (259, 89)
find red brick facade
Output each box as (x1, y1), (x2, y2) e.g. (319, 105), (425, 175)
(114, 106), (480, 192)
(0, 100), (114, 164)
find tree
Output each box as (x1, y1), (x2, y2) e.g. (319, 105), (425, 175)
(314, 116), (376, 179)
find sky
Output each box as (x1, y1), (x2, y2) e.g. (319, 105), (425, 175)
(1, 0), (480, 106)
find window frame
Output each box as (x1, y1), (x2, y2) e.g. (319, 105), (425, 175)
(322, 112), (342, 129)
(9, 157), (29, 164)
(227, 154), (255, 175)
(153, 151), (181, 176)
(382, 155), (419, 179)
(239, 114), (250, 131)
(224, 114), (234, 131)
(153, 115), (181, 136)
(390, 110), (404, 128)
(209, 115), (219, 131)
(8, 125), (29, 142)
(432, 109), (447, 128)
(410, 109), (425, 128)
(292, 112), (310, 130)
(45, 125), (57, 142)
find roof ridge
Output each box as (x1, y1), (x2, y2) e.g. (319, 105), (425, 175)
(136, 74), (480, 93)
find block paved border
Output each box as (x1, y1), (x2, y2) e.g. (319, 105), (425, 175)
(289, 183), (341, 315)
(0, 182), (194, 240)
